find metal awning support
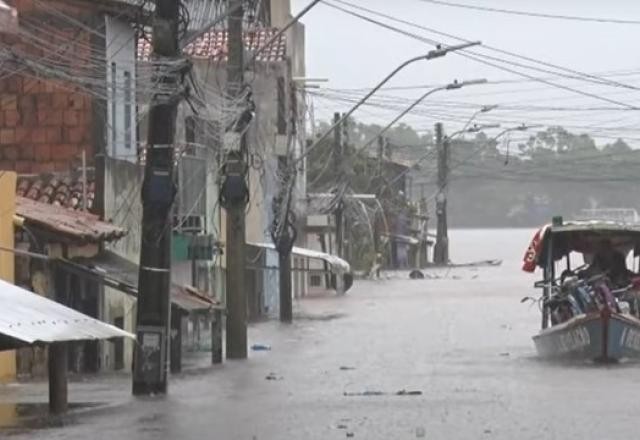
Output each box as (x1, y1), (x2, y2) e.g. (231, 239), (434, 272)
(0, 278), (134, 413)
(58, 251), (224, 369)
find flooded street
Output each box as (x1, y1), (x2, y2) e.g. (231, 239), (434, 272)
(3, 229), (640, 439)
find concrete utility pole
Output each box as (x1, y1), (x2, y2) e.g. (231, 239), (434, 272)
(433, 123), (449, 265)
(133, 0), (181, 396)
(274, 192), (295, 322)
(333, 112), (344, 259)
(223, 0), (249, 359)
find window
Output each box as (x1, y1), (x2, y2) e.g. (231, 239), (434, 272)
(123, 70), (132, 150)
(110, 62), (117, 154)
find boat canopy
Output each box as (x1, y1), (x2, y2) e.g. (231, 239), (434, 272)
(523, 221), (640, 272)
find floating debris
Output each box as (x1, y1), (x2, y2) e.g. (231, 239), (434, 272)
(343, 390), (384, 397)
(265, 373), (283, 381)
(339, 366), (356, 371)
(396, 390), (423, 396)
(343, 389), (422, 397)
(251, 344), (272, 351)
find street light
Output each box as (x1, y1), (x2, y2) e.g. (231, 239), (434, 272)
(299, 41), (482, 164)
(447, 122), (501, 140)
(355, 78), (488, 156)
(491, 124), (543, 164)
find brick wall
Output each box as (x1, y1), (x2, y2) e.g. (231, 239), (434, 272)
(0, 0), (97, 174)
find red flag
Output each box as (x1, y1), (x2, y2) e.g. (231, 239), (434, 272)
(522, 225), (549, 272)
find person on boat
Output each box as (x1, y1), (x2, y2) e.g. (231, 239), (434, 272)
(609, 251), (636, 289)
(580, 239), (635, 288)
(580, 239), (616, 278)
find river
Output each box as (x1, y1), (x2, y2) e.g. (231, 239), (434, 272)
(4, 228), (640, 440)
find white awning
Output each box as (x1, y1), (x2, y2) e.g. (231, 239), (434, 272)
(0, 279), (135, 351)
(250, 243), (351, 274)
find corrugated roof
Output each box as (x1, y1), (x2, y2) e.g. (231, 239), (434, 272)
(16, 196), (126, 243)
(0, 279), (135, 351)
(250, 242), (351, 274)
(68, 251), (219, 311)
(172, 285), (217, 312)
(137, 28), (287, 62)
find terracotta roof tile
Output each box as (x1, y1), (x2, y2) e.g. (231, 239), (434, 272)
(14, 171), (124, 243)
(16, 196), (126, 243)
(137, 28), (287, 62)
(17, 173), (95, 211)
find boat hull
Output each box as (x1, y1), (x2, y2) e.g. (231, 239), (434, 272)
(533, 312), (640, 361)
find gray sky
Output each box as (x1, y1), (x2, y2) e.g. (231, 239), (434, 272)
(291, 0), (640, 146)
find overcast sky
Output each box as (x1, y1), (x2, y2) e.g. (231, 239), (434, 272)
(291, 0), (640, 146)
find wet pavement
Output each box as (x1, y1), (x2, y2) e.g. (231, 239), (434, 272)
(2, 229), (640, 439)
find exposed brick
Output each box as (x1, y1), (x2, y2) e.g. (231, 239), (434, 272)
(69, 95), (85, 110)
(4, 110), (20, 127)
(53, 93), (69, 110)
(31, 162), (56, 173)
(51, 144), (75, 160)
(21, 107), (38, 126)
(15, 161), (32, 174)
(38, 109), (63, 126)
(36, 94), (52, 110)
(46, 127), (62, 143)
(32, 127), (47, 144)
(16, 0), (37, 14)
(54, 161), (70, 172)
(63, 110), (80, 126)
(2, 145), (18, 161)
(0, 129), (15, 145)
(19, 144), (34, 160)
(18, 95), (36, 111)
(14, 127), (29, 143)
(7, 77), (23, 94)
(23, 78), (40, 94)
(34, 144), (51, 161)
(0, 160), (15, 171)
(0, 95), (18, 111)
(63, 126), (85, 143)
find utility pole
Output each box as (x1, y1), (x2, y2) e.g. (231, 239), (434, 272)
(133, 0), (181, 395)
(433, 123), (449, 265)
(223, 0), (249, 359)
(333, 112), (344, 259)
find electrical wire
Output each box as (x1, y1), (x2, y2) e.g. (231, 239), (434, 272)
(415, 0), (640, 25)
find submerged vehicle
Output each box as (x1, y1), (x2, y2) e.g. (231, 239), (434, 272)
(522, 218), (640, 361)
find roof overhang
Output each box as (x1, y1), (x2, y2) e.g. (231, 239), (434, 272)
(15, 197), (126, 245)
(531, 221), (640, 269)
(0, 278), (134, 351)
(249, 242), (351, 274)
(60, 251), (219, 312)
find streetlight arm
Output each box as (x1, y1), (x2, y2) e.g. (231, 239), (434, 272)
(427, 41), (482, 59)
(357, 85), (448, 154)
(357, 78), (487, 157)
(302, 54), (439, 161)
(298, 42), (482, 165)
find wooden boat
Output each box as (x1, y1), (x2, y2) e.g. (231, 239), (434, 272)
(523, 219), (640, 361)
